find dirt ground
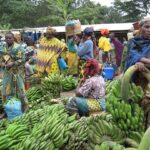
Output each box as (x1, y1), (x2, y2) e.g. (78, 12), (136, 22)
(60, 90), (75, 98)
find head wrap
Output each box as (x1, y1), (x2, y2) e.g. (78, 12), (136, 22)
(83, 27), (93, 36)
(83, 59), (100, 79)
(100, 29), (109, 36)
(46, 26), (56, 34)
(14, 33), (21, 43)
(139, 17), (150, 27)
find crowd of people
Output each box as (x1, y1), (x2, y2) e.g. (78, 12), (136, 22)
(0, 17), (149, 118)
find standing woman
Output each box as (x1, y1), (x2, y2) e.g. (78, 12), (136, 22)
(67, 35), (78, 76)
(37, 26), (67, 76)
(0, 32), (28, 112)
(98, 29), (112, 64)
(76, 27), (94, 81)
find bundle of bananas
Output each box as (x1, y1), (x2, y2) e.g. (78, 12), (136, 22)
(66, 120), (88, 150)
(62, 75), (78, 91)
(87, 116), (125, 149)
(14, 105), (78, 150)
(0, 124), (30, 150)
(26, 86), (43, 102)
(106, 80), (145, 134)
(94, 142), (125, 150)
(41, 73), (63, 98)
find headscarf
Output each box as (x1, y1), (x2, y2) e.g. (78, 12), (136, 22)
(46, 26), (56, 34)
(83, 27), (94, 36)
(100, 29), (109, 36)
(83, 58), (100, 79)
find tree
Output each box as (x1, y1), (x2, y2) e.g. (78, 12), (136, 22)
(113, 0), (149, 22)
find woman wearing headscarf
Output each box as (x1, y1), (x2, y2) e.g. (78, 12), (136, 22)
(37, 26), (67, 76)
(67, 35), (79, 76)
(0, 32), (28, 112)
(76, 27), (94, 81)
(66, 59), (106, 117)
(98, 29), (112, 64)
(124, 18), (150, 72)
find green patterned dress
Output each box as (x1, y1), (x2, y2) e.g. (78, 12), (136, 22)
(0, 42), (27, 103)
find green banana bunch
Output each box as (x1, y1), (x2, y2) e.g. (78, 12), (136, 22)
(128, 83), (145, 103)
(87, 118), (124, 149)
(62, 75), (78, 91)
(106, 79), (145, 134)
(26, 86), (43, 102)
(94, 142), (110, 150)
(41, 73), (63, 98)
(65, 121), (88, 150)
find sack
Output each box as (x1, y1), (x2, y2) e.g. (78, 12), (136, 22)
(4, 97), (23, 120)
(58, 58), (68, 70)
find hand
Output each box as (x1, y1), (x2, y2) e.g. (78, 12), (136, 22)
(5, 62), (14, 69)
(135, 62), (146, 71)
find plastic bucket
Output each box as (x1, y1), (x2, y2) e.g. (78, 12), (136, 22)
(58, 58), (68, 70)
(103, 67), (114, 80)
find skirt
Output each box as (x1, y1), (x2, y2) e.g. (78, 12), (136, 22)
(78, 59), (86, 82)
(66, 97), (106, 116)
(67, 51), (78, 75)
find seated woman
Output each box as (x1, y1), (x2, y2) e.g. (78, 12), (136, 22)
(66, 58), (106, 117)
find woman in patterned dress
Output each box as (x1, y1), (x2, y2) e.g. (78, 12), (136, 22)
(37, 26), (67, 77)
(66, 58), (106, 117)
(0, 32), (28, 112)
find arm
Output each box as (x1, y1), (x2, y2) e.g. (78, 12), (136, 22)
(75, 79), (93, 98)
(6, 46), (25, 69)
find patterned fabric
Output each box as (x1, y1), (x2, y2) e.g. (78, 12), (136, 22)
(124, 36), (150, 71)
(67, 51), (78, 75)
(0, 43), (27, 102)
(78, 75), (105, 99)
(37, 37), (66, 75)
(78, 59), (86, 81)
(66, 97), (106, 116)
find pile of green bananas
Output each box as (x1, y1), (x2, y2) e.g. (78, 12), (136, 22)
(87, 115), (125, 150)
(106, 80), (145, 134)
(41, 73), (64, 98)
(0, 124), (29, 150)
(93, 126), (150, 150)
(94, 142), (125, 150)
(26, 86), (43, 102)
(0, 104), (90, 150)
(66, 120), (88, 150)
(62, 75), (77, 91)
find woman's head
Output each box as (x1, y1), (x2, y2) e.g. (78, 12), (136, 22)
(82, 27), (93, 40)
(84, 59), (101, 78)
(100, 29), (109, 36)
(5, 32), (15, 46)
(45, 26), (56, 39)
(139, 18), (150, 39)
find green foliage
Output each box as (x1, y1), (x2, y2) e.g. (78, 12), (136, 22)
(113, 0), (149, 22)
(0, 0), (148, 29)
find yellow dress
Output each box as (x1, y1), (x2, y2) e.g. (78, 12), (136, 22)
(37, 37), (66, 75)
